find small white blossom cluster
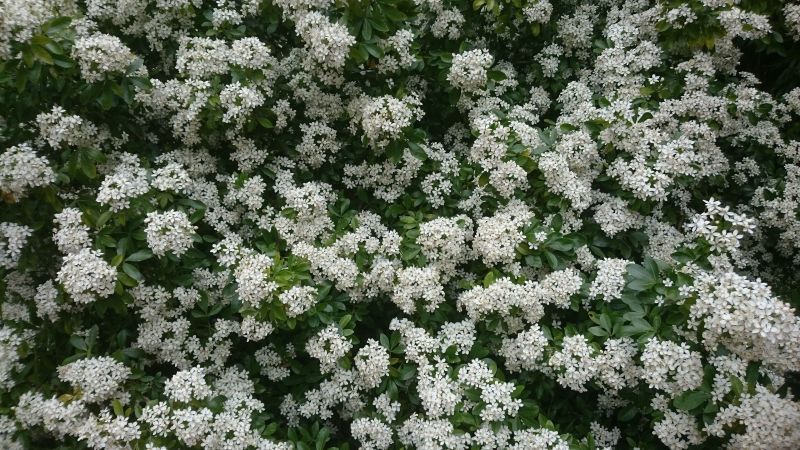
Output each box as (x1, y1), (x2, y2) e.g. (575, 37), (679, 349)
(140, 368), (291, 450)
(640, 338), (704, 396)
(53, 208), (91, 254)
(688, 270), (800, 371)
(278, 285), (317, 317)
(392, 266), (444, 314)
(4, 1), (800, 449)
(56, 248), (117, 304)
(219, 82), (265, 128)
(0, 327), (23, 390)
(459, 268), (582, 327)
(653, 409), (705, 450)
(417, 215), (473, 278)
(15, 392), (141, 449)
(305, 324), (353, 374)
(96, 154), (150, 211)
(547, 335), (598, 392)
(355, 339), (390, 389)
(343, 149), (423, 202)
(296, 121), (339, 169)
(144, 210), (197, 257)
(458, 359), (522, 422)
(294, 11), (356, 70)
(35, 106), (109, 149)
(787, 4), (800, 41)
(0, 222), (32, 269)
(351, 417), (393, 450)
(589, 258), (631, 301)
(72, 32), (142, 83)
(687, 198), (756, 254)
(234, 252), (277, 306)
(57, 356), (130, 403)
(448, 49), (494, 93)
(163, 367), (212, 403)
(500, 325), (548, 372)
(473, 200), (533, 266)
(704, 385), (800, 449)
(359, 94), (424, 148)
(0, 143), (55, 200)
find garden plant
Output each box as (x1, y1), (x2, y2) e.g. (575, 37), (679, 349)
(1, 0), (800, 449)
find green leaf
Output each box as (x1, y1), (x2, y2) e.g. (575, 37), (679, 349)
(263, 422), (278, 436)
(487, 70), (506, 81)
(361, 21), (372, 40)
(383, 7), (407, 21)
(543, 250), (559, 269)
(315, 427), (330, 450)
(407, 142), (427, 161)
(551, 214), (563, 232)
(70, 335), (86, 351)
(257, 116), (274, 128)
(96, 210), (113, 228)
(525, 254), (542, 268)
(626, 278), (656, 292)
(627, 263), (653, 282)
(350, 44), (369, 62)
(617, 405), (638, 422)
(588, 326), (607, 337)
(122, 263), (143, 281)
(118, 271), (137, 287)
(110, 254), (124, 267)
(673, 390), (710, 411)
(364, 43), (383, 58)
(483, 271), (496, 287)
(80, 159), (97, 179)
(32, 45), (53, 64)
(125, 249), (153, 262)
(547, 239), (572, 252)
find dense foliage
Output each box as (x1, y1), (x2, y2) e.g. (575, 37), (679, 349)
(2, 0), (800, 448)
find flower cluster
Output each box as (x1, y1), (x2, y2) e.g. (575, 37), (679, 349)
(2, 1), (800, 449)
(144, 210), (197, 257)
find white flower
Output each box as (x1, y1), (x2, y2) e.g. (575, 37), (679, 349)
(355, 339), (389, 389)
(391, 266), (445, 314)
(278, 285), (317, 317)
(234, 253), (277, 306)
(164, 367), (212, 403)
(305, 324), (352, 374)
(547, 335), (598, 392)
(96, 156), (149, 211)
(360, 94), (424, 148)
(219, 82), (265, 127)
(53, 208), (91, 254)
(0, 143), (55, 200)
(473, 200), (533, 266)
(294, 12), (356, 69)
(144, 210), (197, 257)
(641, 338), (704, 396)
(589, 258), (631, 301)
(500, 325), (547, 372)
(351, 417), (393, 450)
(57, 356), (130, 403)
(56, 248), (116, 304)
(448, 49), (494, 93)
(72, 33), (143, 82)
(0, 222), (32, 269)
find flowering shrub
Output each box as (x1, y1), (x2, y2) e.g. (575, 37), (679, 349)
(2, 0), (800, 449)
